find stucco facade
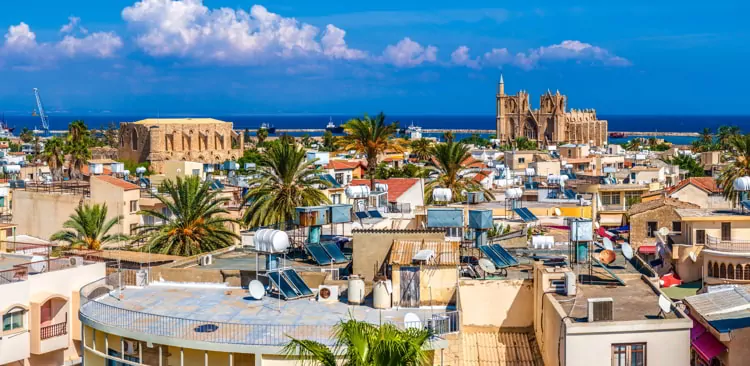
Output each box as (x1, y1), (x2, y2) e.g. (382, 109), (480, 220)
(118, 118), (244, 174)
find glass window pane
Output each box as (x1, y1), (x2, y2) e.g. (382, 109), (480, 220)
(2, 313), (11, 331)
(12, 312), (23, 329)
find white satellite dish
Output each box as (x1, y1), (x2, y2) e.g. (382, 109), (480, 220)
(658, 227), (670, 236)
(248, 280), (265, 300)
(658, 294), (672, 314)
(689, 251), (698, 263)
(602, 237), (614, 251)
(478, 258), (496, 274)
(621, 242), (634, 260)
(554, 208), (562, 216)
(404, 313), (422, 329)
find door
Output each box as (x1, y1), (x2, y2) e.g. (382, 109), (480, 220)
(400, 266), (420, 308)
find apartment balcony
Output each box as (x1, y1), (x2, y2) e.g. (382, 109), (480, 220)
(705, 235), (750, 253)
(0, 330), (30, 364)
(30, 295), (69, 355)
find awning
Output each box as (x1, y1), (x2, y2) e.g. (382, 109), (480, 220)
(638, 245), (656, 254)
(597, 226), (614, 239)
(599, 213), (623, 226)
(691, 318), (726, 361)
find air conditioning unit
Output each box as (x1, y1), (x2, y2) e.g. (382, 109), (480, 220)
(317, 285), (339, 303)
(564, 271), (576, 296)
(123, 340), (139, 355)
(320, 268), (340, 281)
(197, 254), (213, 266)
(69, 256), (84, 267)
(587, 298), (614, 322)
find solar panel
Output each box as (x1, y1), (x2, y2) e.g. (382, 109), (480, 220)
(564, 189), (577, 199)
(354, 211), (370, 219)
(267, 271), (300, 299)
(367, 209), (384, 218)
(479, 245), (510, 269)
(590, 256), (626, 286)
(283, 269), (314, 297)
(306, 243), (333, 265)
(490, 244), (519, 266)
(742, 200), (750, 211)
(322, 242), (348, 263)
(519, 207), (538, 222)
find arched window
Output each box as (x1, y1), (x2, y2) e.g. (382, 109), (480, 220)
(707, 261), (713, 277)
(131, 129), (138, 151)
(736, 265), (743, 280)
(714, 263), (720, 278)
(720, 263), (727, 278)
(524, 119), (537, 140)
(745, 265), (750, 280)
(728, 264), (735, 279)
(3, 306), (25, 331)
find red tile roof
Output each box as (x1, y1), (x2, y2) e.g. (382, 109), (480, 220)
(92, 175), (140, 190)
(668, 177), (722, 195)
(461, 157), (485, 168)
(473, 170), (492, 183)
(324, 160), (362, 170)
(349, 178), (420, 202)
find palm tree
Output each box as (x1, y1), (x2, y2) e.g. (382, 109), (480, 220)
(410, 138), (433, 162)
(442, 131), (455, 143)
(42, 136), (66, 180)
(19, 127), (34, 143)
(719, 134), (750, 203)
(256, 127), (268, 146)
(135, 176), (238, 256)
(339, 112), (402, 189)
(50, 203), (127, 250)
(67, 120), (89, 144)
(424, 141), (495, 204)
(283, 318), (432, 366)
(514, 137), (537, 150)
(321, 130), (336, 152)
(665, 154), (704, 178)
(717, 125), (741, 149)
(701, 128), (713, 145)
(243, 140), (330, 229)
(66, 140), (91, 179)
(625, 139), (641, 151)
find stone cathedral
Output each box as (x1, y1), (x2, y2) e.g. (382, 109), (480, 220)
(495, 75), (608, 147)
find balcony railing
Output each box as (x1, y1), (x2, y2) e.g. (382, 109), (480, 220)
(705, 235), (750, 252)
(80, 274), (459, 346)
(40, 321), (67, 340)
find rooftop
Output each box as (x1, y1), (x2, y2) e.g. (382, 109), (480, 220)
(194, 248), (349, 271)
(64, 249), (183, 265)
(324, 160), (362, 170)
(132, 118), (229, 125)
(389, 240), (459, 266)
(685, 286), (750, 332)
(350, 178), (420, 203)
(461, 329), (543, 365)
(92, 175), (140, 191)
(675, 208), (750, 220)
(668, 177), (722, 195)
(627, 197), (699, 216)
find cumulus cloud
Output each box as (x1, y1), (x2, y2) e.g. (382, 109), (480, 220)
(450, 46), (480, 69)
(478, 40), (630, 70)
(382, 38), (437, 67)
(60, 16), (88, 34)
(121, 0), (366, 63)
(1, 18), (123, 69)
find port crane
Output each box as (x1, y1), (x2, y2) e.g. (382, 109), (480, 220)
(32, 88), (50, 135)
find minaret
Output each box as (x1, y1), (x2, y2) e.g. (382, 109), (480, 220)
(496, 74), (504, 139)
(498, 73), (505, 95)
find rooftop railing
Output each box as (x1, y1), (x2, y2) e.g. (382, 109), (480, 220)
(79, 273), (459, 347)
(705, 234), (750, 252)
(0, 257), (92, 286)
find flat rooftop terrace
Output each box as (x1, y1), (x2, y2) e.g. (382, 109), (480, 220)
(552, 276), (676, 322)
(82, 282), (456, 346)
(193, 248), (349, 271)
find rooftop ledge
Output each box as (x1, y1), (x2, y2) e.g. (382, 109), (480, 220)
(79, 274), (458, 351)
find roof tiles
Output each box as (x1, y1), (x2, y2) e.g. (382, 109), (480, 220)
(349, 178), (419, 202)
(389, 240), (459, 266)
(462, 331), (543, 366)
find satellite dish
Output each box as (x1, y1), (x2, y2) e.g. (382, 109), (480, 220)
(248, 280), (265, 300)
(478, 258), (496, 274)
(554, 208), (562, 216)
(658, 294), (672, 314)
(404, 313), (422, 329)
(621, 242), (634, 260)
(658, 227), (670, 236)
(602, 237), (614, 251)
(30, 255), (47, 273)
(689, 251), (698, 263)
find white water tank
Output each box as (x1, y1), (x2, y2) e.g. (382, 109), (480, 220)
(345, 185), (370, 199)
(111, 162), (125, 173)
(375, 183), (388, 192)
(525, 168), (536, 176)
(432, 188), (453, 202)
(547, 175), (560, 184)
(253, 229), (290, 253)
(734, 177), (750, 192)
(347, 275), (365, 305)
(3, 165), (21, 174)
(135, 166), (147, 175)
(89, 163), (103, 175)
(373, 280), (392, 309)
(505, 187), (523, 199)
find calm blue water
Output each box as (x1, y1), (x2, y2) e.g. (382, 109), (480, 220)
(4, 114), (749, 144)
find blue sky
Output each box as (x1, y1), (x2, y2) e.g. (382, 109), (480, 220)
(1, 0), (748, 115)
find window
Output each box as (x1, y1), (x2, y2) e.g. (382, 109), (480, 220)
(518, 157), (525, 163)
(107, 349), (140, 366)
(335, 173), (345, 185)
(672, 221), (682, 233)
(129, 224), (138, 234)
(624, 191), (642, 207)
(446, 227), (463, 238)
(647, 222), (657, 238)
(192, 169), (200, 176)
(2, 308), (24, 332)
(567, 150), (572, 157)
(696, 229), (706, 244)
(612, 343), (645, 366)
(601, 192), (621, 206)
(332, 194), (341, 204)
(129, 200), (138, 213)
(721, 222), (731, 241)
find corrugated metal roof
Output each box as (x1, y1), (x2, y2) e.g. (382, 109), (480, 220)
(389, 240), (459, 266)
(462, 331), (543, 366)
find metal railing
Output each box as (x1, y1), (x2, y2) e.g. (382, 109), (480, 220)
(0, 257), (92, 286)
(80, 273), (459, 346)
(387, 203), (412, 214)
(705, 234), (750, 252)
(40, 321), (67, 340)
(16, 180), (90, 197)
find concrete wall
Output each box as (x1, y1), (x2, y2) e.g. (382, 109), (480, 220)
(351, 229), (444, 281)
(391, 266), (457, 307)
(13, 190), (87, 239)
(531, 160), (560, 177)
(564, 325), (690, 366)
(90, 176), (141, 236)
(458, 279), (533, 328)
(671, 244), (704, 283)
(670, 184), (732, 209)
(163, 160), (206, 181)
(396, 180), (425, 208)
(629, 205), (683, 248)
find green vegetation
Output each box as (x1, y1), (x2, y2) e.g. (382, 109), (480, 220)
(19, 128), (34, 143)
(409, 138), (434, 161)
(460, 134), (491, 148)
(42, 137), (66, 180)
(718, 134), (750, 203)
(424, 140), (495, 204)
(121, 159), (151, 176)
(321, 130), (336, 152)
(692, 125), (741, 152)
(135, 176), (239, 256)
(665, 154), (704, 178)
(283, 318), (432, 366)
(50, 203), (127, 250)
(238, 148), (262, 172)
(339, 112), (402, 189)
(374, 163), (430, 179)
(243, 140), (330, 229)
(256, 127), (269, 146)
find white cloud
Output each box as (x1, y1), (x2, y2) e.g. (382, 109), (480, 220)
(382, 38), (437, 67)
(1, 19), (123, 68)
(121, 0), (366, 63)
(60, 16), (88, 34)
(482, 48), (514, 65)
(513, 40), (630, 69)
(450, 46), (479, 69)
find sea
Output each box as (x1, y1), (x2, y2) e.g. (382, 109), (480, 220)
(4, 114), (750, 145)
